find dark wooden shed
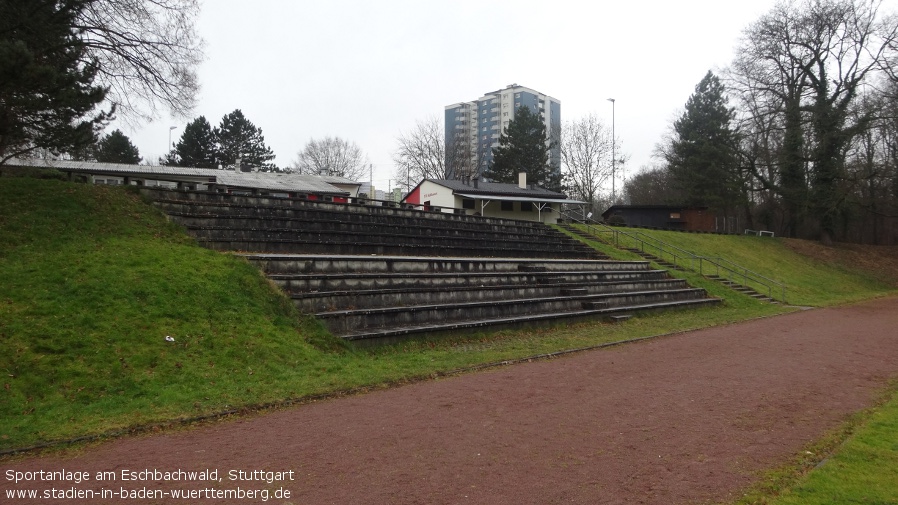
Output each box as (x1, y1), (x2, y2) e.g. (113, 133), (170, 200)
(602, 205), (715, 232)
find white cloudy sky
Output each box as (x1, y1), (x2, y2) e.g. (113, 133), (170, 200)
(113, 0), (897, 192)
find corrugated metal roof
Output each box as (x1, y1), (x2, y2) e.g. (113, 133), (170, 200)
(6, 158), (357, 195)
(7, 158), (217, 176)
(216, 172), (349, 193)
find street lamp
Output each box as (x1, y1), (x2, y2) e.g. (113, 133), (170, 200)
(168, 126), (178, 155)
(607, 98), (616, 203)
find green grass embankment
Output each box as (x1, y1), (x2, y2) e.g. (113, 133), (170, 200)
(563, 224), (896, 306)
(624, 227), (893, 306)
(1, 178), (895, 466)
(0, 178), (340, 449)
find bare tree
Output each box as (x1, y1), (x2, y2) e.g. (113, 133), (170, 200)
(623, 165), (685, 205)
(446, 129), (477, 182)
(728, 0), (898, 242)
(391, 117), (447, 191)
(560, 113), (615, 209)
(293, 136), (368, 180)
(76, 0), (205, 122)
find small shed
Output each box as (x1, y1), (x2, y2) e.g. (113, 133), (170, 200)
(602, 205), (715, 232)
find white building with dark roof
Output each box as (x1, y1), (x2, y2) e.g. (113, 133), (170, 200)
(402, 174), (581, 224)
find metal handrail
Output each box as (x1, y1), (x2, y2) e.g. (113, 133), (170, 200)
(558, 211), (695, 270)
(609, 227), (697, 270)
(558, 210), (787, 303)
(693, 256), (787, 302)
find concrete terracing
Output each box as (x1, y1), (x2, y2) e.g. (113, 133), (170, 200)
(143, 188), (720, 343)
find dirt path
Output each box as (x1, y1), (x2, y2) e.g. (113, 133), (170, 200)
(4, 298), (898, 504)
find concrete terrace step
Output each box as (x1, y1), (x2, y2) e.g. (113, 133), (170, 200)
(268, 269), (670, 293)
(292, 279), (691, 312)
(148, 190), (605, 260)
(241, 254), (719, 340)
(171, 214), (574, 242)
(243, 254), (653, 275)
(187, 226), (600, 256)
(155, 201), (562, 236)
(147, 191), (559, 232)
(207, 238), (599, 258)
(316, 288), (711, 335)
(339, 298), (721, 345)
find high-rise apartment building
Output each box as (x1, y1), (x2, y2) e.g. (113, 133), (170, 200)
(444, 84), (561, 181)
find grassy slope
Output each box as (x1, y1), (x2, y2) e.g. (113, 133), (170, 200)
(2, 178), (897, 505)
(627, 228), (895, 306)
(567, 225), (897, 306)
(0, 178), (344, 447)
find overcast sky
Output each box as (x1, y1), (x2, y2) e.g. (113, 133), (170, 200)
(114, 0), (897, 193)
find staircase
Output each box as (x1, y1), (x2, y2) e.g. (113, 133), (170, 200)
(558, 222), (785, 304)
(143, 189), (722, 344)
(705, 276), (776, 303)
(622, 248), (685, 271)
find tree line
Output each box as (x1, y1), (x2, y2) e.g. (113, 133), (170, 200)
(627, 0), (898, 245)
(161, 112), (370, 178)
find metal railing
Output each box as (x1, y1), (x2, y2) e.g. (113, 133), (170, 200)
(558, 211), (787, 303)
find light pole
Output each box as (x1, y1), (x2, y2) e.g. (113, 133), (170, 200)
(607, 98), (616, 203)
(168, 126), (178, 155)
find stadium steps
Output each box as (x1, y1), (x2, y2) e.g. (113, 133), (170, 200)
(141, 188), (722, 344)
(245, 254), (720, 344)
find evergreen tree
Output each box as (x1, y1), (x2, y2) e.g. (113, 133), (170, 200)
(214, 109), (276, 171)
(0, 0), (112, 163)
(165, 116), (217, 168)
(485, 106), (560, 190)
(95, 129), (141, 164)
(664, 71), (742, 217)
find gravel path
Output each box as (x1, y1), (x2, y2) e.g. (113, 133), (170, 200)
(3, 297), (898, 504)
